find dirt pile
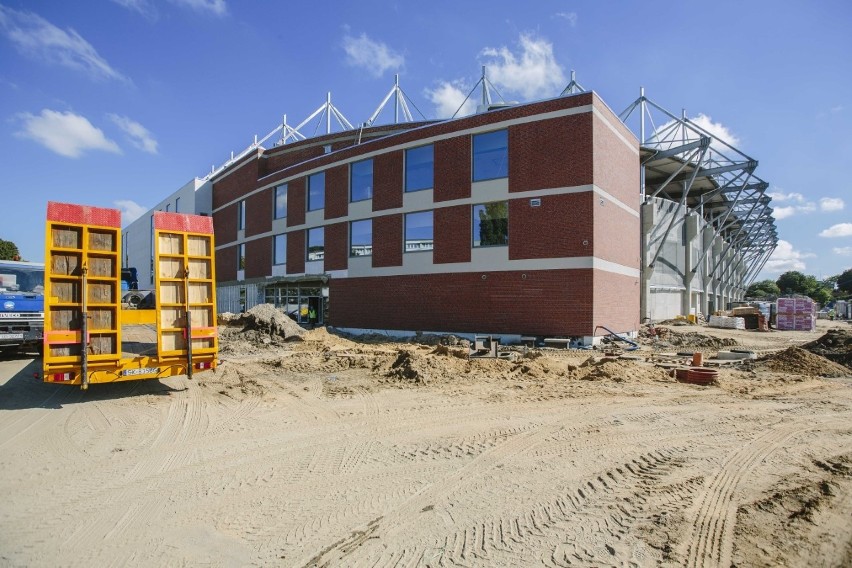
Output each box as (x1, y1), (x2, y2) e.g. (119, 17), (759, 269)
(218, 304), (305, 355)
(801, 328), (852, 370)
(572, 357), (673, 383)
(749, 347), (849, 377)
(657, 328), (739, 349)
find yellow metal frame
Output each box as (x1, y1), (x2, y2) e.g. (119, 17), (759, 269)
(43, 203), (217, 388)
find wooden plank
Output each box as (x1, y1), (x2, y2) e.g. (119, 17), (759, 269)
(88, 230), (116, 252)
(51, 253), (81, 276)
(51, 226), (81, 249)
(187, 235), (210, 256)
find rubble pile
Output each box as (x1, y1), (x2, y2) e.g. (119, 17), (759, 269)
(655, 328), (739, 349)
(801, 329), (852, 370)
(218, 304), (305, 355)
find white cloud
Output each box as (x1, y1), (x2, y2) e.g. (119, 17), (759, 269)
(480, 33), (566, 100)
(114, 199), (148, 226)
(834, 246), (852, 256)
(0, 6), (128, 82)
(768, 190), (807, 203)
(689, 113), (741, 148)
(16, 109), (121, 158)
(762, 239), (815, 273)
(554, 12), (578, 26)
(425, 80), (476, 119)
(819, 223), (852, 238)
(773, 206), (797, 220)
(342, 33), (404, 78)
(110, 0), (158, 20)
(768, 188), (818, 219)
(170, 0), (227, 16)
(819, 197), (845, 212)
(108, 114), (158, 154)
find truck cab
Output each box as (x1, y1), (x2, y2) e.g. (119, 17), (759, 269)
(0, 260), (45, 356)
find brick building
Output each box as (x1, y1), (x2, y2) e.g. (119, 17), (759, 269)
(210, 91), (640, 342)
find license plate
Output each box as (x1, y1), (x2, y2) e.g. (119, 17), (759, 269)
(122, 367), (159, 376)
(0, 333), (24, 340)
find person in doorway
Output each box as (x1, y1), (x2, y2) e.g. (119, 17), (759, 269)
(308, 305), (317, 327)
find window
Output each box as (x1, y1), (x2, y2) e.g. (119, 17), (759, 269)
(473, 129), (508, 181)
(274, 184), (288, 219)
(350, 219), (372, 257)
(237, 243), (245, 270)
(165, 203), (170, 212)
(405, 211), (433, 252)
(273, 233), (287, 265)
(238, 199), (246, 230)
(350, 159), (373, 202)
(308, 172), (325, 211)
(405, 144), (434, 192)
(307, 227), (324, 261)
(175, 197), (180, 213)
(473, 202), (508, 247)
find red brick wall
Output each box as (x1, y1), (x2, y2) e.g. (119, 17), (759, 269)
(325, 164), (349, 220)
(509, 114), (593, 193)
(594, 199), (640, 268)
(434, 136), (471, 202)
(245, 188), (271, 237)
(213, 202), (238, 246)
(509, 192), (593, 259)
(216, 245), (237, 281)
(324, 221), (348, 271)
(287, 177), (306, 227)
(212, 157), (260, 208)
(329, 268), (594, 336)
(372, 214), (402, 267)
(245, 236), (271, 278)
(592, 112), (639, 211)
(434, 205), (471, 264)
(286, 229), (305, 274)
(593, 270), (640, 333)
(373, 151), (403, 211)
(262, 146), (325, 176)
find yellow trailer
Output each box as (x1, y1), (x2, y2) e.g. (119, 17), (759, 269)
(42, 202), (217, 389)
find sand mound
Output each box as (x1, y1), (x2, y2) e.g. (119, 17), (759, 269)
(218, 304), (305, 356)
(750, 347), (849, 377)
(660, 329), (739, 349)
(573, 357), (673, 383)
(801, 328), (852, 370)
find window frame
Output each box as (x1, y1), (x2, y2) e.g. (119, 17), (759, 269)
(306, 226), (325, 261)
(349, 219), (373, 257)
(404, 144), (434, 192)
(273, 233), (287, 265)
(307, 172), (325, 211)
(350, 159), (373, 202)
(472, 201), (509, 248)
(237, 199), (246, 230)
(472, 129), (509, 182)
(404, 210), (434, 252)
(274, 184), (288, 219)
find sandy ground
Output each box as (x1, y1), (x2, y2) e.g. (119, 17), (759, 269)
(1, 317), (851, 567)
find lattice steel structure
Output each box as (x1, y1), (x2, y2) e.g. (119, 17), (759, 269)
(619, 89), (777, 320)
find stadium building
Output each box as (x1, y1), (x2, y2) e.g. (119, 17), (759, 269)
(124, 72), (776, 344)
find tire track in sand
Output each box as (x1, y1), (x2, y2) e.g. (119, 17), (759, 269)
(682, 421), (810, 568)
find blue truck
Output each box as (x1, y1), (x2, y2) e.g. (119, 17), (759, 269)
(0, 260), (45, 356)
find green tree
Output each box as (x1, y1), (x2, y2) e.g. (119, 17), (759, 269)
(0, 239), (20, 261)
(746, 279), (780, 298)
(837, 268), (852, 295)
(811, 287), (833, 306)
(776, 271), (819, 295)
(477, 202), (508, 246)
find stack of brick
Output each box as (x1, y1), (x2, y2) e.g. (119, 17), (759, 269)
(776, 297), (815, 331)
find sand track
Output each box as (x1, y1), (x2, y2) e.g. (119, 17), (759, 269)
(1, 321), (851, 567)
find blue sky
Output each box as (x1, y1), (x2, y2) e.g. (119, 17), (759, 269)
(1, 0), (850, 281)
